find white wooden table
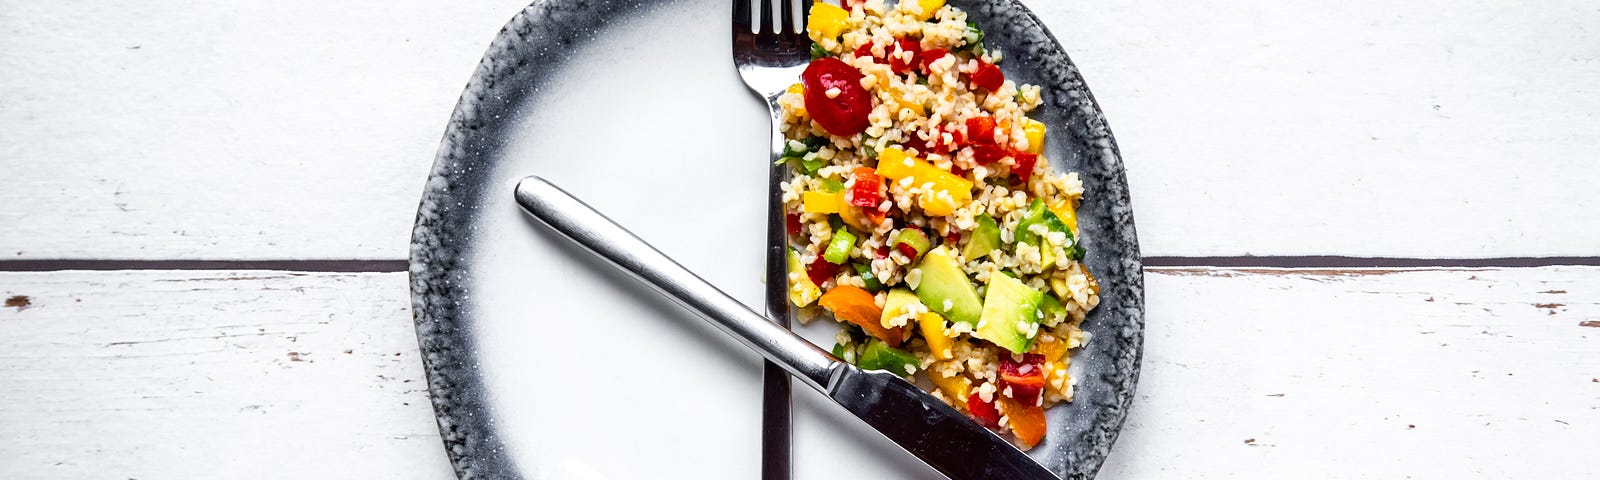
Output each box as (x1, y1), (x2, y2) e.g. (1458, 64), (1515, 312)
(3, 1), (1597, 478)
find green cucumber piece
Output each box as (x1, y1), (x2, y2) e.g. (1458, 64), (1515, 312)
(852, 263), (884, 292)
(891, 229), (931, 261)
(856, 339), (918, 375)
(824, 227), (856, 264)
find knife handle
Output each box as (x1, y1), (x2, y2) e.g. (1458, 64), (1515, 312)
(514, 176), (841, 392)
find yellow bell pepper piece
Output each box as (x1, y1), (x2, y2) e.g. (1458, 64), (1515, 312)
(787, 249), (821, 307)
(929, 364), (972, 402)
(1023, 118), (1046, 154)
(908, 0), (945, 20)
(807, 3), (850, 43)
(787, 83), (807, 116)
(893, 89), (926, 115)
(876, 147), (972, 216)
(802, 190), (844, 214)
(1047, 200), (1077, 235)
(917, 312), (954, 360)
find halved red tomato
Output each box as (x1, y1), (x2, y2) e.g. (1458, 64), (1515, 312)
(802, 58), (873, 136)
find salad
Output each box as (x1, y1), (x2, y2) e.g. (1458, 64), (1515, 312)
(780, 0), (1101, 449)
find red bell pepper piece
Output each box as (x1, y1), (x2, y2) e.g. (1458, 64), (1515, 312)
(972, 59), (1004, 91)
(807, 256), (840, 284)
(1012, 152), (1038, 183)
(965, 116), (996, 145)
(972, 143), (1007, 165)
(966, 392), (1001, 428)
(998, 353), (1047, 405)
(849, 167), (884, 208)
(786, 213), (802, 235)
(888, 38), (922, 74)
(918, 48), (949, 72)
(853, 42), (876, 62)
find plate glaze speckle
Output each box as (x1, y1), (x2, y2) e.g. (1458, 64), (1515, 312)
(411, 0), (1143, 478)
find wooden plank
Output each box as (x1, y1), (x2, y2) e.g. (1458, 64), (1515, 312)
(1, 268), (1594, 478)
(3, 1), (1598, 259)
(0, 271), (451, 479)
(1102, 266), (1600, 479)
(0, 0), (531, 260)
(1039, 0), (1600, 257)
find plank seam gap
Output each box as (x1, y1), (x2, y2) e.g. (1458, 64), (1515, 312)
(1142, 256), (1600, 268)
(0, 260), (411, 272)
(2, 256), (1600, 272)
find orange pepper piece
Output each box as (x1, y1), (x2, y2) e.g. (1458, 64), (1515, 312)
(818, 285), (904, 346)
(998, 397), (1047, 448)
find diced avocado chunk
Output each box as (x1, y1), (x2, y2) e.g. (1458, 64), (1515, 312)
(880, 288), (920, 328)
(1014, 200), (1050, 246)
(856, 339), (918, 375)
(1015, 199), (1081, 262)
(913, 246), (984, 326)
(975, 272), (1045, 354)
(1038, 293), (1067, 326)
(787, 249), (821, 307)
(961, 214), (1001, 261)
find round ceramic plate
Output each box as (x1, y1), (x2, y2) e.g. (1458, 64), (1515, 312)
(410, 0), (1143, 478)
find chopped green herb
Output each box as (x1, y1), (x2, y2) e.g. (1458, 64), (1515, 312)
(782, 139), (809, 157)
(810, 43), (828, 60)
(803, 136), (829, 150)
(863, 145), (878, 159)
(959, 22), (985, 51)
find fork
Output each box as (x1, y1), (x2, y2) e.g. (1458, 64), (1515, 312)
(732, 0), (813, 478)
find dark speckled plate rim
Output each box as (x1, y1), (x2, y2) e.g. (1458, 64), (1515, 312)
(409, 1), (1144, 478)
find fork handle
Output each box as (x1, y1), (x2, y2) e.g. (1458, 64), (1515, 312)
(514, 176), (841, 391)
(759, 92), (795, 480)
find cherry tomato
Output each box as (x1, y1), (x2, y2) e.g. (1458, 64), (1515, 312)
(888, 38), (922, 74)
(966, 393), (1002, 427)
(802, 58), (873, 137)
(848, 167), (884, 208)
(918, 48), (949, 73)
(972, 59), (1004, 91)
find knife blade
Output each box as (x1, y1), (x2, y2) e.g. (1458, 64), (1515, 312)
(513, 176), (1060, 480)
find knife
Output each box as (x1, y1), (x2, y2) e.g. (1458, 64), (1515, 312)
(514, 176), (1060, 480)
